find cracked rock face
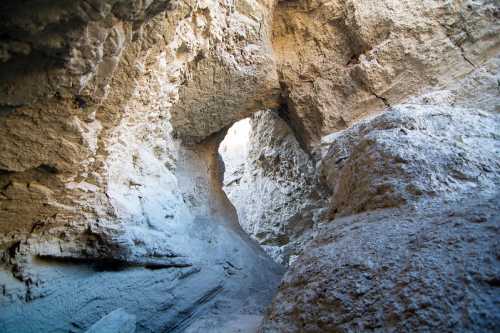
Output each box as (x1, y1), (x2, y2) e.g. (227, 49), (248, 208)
(272, 0), (500, 147)
(0, 0), (499, 332)
(260, 60), (500, 332)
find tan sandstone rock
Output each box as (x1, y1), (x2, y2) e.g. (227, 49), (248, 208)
(272, 0), (500, 148)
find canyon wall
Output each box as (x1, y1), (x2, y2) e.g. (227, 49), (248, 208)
(0, 1), (284, 331)
(0, 0), (498, 332)
(272, 0), (499, 148)
(261, 58), (500, 331)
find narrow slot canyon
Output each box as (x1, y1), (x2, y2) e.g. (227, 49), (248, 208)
(0, 0), (499, 332)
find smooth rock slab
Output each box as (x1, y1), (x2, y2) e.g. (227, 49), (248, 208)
(86, 309), (136, 333)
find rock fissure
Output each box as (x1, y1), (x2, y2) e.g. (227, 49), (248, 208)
(371, 91), (392, 110)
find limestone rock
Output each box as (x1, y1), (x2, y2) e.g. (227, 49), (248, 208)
(261, 64), (500, 332)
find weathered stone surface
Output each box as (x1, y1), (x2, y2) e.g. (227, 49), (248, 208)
(86, 308), (136, 333)
(220, 110), (320, 265)
(260, 65), (500, 331)
(0, 0), (498, 331)
(0, 0), (171, 107)
(319, 106), (499, 217)
(0, 1), (284, 332)
(261, 196), (500, 332)
(167, 0), (281, 142)
(272, 0), (500, 147)
(0, 0), (282, 255)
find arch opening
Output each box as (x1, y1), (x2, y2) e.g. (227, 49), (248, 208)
(218, 110), (318, 267)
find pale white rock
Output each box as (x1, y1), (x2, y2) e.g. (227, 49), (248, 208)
(220, 110), (319, 265)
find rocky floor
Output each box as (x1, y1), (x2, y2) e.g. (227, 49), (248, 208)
(0, 218), (283, 333)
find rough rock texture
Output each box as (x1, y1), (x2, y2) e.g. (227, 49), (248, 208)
(260, 62), (500, 332)
(167, 0), (281, 142)
(319, 106), (499, 217)
(220, 38), (500, 268)
(0, 1), (284, 332)
(0, 0), (283, 248)
(272, 0), (500, 148)
(0, 0), (171, 107)
(262, 196), (500, 332)
(0, 0), (498, 332)
(220, 110), (320, 265)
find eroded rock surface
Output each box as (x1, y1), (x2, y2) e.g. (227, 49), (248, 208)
(319, 106), (499, 217)
(85, 308), (136, 333)
(0, 0), (171, 107)
(167, 0), (281, 142)
(0, 0), (498, 332)
(260, 64), (500, 332)
(220, 110), (320, 265)
(262, 196), (500, 332)
(0, 1), (284, 332)
(273, 0), (500, 147)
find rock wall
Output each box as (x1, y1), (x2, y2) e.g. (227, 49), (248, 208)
(272, 0), (500, 148)
(262, 195), (500, 332)
(0, 0), (498, 332)
(0, 1), (284, 332)
(261, 57), (500, 332)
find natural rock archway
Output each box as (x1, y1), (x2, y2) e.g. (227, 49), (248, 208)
(219, 111), (319, 266)
(0, 0), (499, 332)
(0, 1), (285, 331)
